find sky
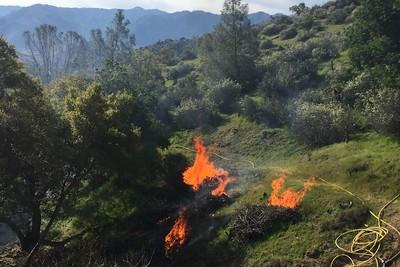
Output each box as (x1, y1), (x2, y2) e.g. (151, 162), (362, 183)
(0, 0), (327, 14)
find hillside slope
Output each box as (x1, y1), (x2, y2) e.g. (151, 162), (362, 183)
(166, 116), (400, 267)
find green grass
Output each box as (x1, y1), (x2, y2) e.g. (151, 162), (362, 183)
(167, 117), (400, 266)
(325, 23), (346, 34)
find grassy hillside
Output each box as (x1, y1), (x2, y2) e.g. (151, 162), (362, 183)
(166, 116), (400, 266)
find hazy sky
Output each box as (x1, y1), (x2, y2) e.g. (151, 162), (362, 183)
(0, 0), (327, 14)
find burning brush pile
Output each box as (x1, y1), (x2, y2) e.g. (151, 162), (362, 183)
(162, 137), (317, 259)
(164, 138), (234, 258)
(229, 176), (316, 247)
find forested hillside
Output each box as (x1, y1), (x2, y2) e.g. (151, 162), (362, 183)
(1, 0), (400, 266)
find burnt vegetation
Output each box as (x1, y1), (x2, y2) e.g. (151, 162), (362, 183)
(228, 205), (300, 247)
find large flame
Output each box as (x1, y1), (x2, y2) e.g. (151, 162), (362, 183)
(164, 208), (190, 258)
(183, 137), (233, 197)
(268, 176), (316, 209)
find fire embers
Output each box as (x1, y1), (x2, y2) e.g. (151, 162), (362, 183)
(183, 137), (233, 197)
(268, 176), (316, 209)
(164, 208), (190, 258)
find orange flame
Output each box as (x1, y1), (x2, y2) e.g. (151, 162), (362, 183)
(211, 176), (233, 197)
(183, 137), (233, 197)
(164, 208), (190, 258)
(268, 176), (316, 209)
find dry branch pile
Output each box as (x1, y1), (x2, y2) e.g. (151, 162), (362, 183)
(228, 205), (300, 247)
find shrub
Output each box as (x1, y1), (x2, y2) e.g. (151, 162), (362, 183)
(328, 8), (348, 24)
(174, 72), (202, 100)
(258, 43), (319, 97)
(205, 79), (241, 114)
(297, 30), (314, 42)
(259, 39), (274, 50)
(261, 23), (285, 36)
(240, 96), (287, 127)
(291, 100), (355, 146)
(167, 63), (194, 83)
(312, 6), (327, 19)
(298, 14), (314, 30)
(171, 98), (221, 129)
(280, 27), (298, 40)
(272, 15), (293, 25)
(240, 96), (258, 121)
(308, 33), (342, 61)
(362, 88), (400, 135)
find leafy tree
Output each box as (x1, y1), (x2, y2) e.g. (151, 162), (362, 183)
(199, 0), (258, 91)
(105, 10), (136, 63)
(46, 76), (90, 112)
(290, 3), (309, 16)
(0, 37), (95, 266)
(346, 0), (400, 71)
(96, 50), (165, 110)
(0, 37), (163, 266)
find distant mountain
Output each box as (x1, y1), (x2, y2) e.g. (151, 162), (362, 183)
(0, 6), (21, 18)
(0, 4), (271, 50)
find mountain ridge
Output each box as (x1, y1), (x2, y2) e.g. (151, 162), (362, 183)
(0, 4), (271, 50)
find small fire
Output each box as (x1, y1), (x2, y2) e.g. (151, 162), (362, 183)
(211, 176), (233, 197)
(268, 176), (316, 209)
(183, 137), (233, 197)
(164, 208), (190, 258)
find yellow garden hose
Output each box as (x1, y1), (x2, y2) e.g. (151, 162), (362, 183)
(319, 177), (400, 267)
(172, 144), (400, 266)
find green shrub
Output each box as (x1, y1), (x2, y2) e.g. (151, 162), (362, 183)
(272, 15), (294, 25)
(328, 8), (348, 24)
(240, 96), (287, 127)
(308, 33), (342, 61)
(240, 96), (258, 121)
(259, 39), (274, 50)
(291, 100), (355, 146)
(362, 88), (400, 135)
(280, 27), (298, 40)
(205, 79), (241, 114)
(258, 42), (319, 97)
(171, 98), (221, 129)
(261, 23), (286, 36)
(167, 63), (194, 83)
(297, 30), (314, 42)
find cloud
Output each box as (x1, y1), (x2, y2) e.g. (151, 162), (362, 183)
(1, 0), (327, 14)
